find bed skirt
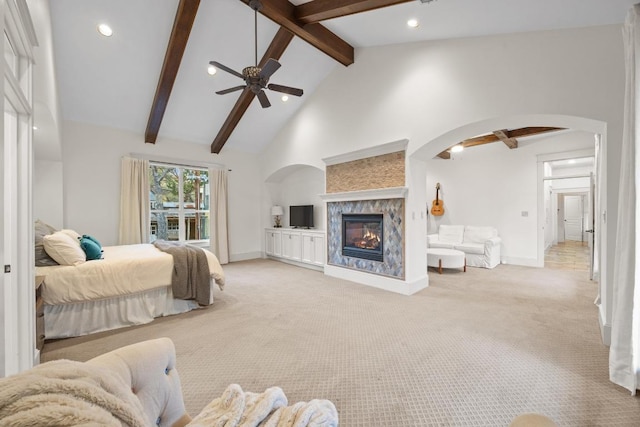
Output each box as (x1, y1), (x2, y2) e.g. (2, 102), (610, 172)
(44, 281), (213, 340)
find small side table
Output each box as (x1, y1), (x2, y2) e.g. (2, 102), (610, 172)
(35, 275), (45, 350)
(427, 248), (466, 274)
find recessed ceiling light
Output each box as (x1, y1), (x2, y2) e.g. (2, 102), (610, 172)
(32, 126), (38, 130)
(281, 95), (289, 102)
(568, 159), (576, 164)
(97, 24), (113, 37)
(450, 145), (464, 153)
(407, 19), (419, 28)
(207, 64), (217, 75)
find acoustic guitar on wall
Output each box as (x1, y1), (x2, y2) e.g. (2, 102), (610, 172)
(431, 183), (445, 216)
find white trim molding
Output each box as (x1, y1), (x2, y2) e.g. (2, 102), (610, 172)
(319, 186), (408, 202)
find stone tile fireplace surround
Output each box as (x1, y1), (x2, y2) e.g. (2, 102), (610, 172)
(328, 199), (404, 278)
(320, 140), (428, 295)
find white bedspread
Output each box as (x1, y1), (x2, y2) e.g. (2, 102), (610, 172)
(36, 244), (225, 305)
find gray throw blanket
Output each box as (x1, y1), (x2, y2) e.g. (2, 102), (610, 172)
(153, 240), (212, 306)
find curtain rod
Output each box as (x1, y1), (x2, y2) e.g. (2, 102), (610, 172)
(128, 153), (231, 171)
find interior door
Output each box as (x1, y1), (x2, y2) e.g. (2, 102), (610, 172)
(564, 195), (583, 241)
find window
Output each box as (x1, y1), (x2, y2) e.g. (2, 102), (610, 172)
(149, 163), (210, 243)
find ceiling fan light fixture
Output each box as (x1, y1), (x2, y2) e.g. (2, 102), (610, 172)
(281, 95), (289, 102)
(207, 64), (217, 75)
(407, 18), (419, 28)
(451, 145), (464, 153)
(97, 23), (113, 37)
(209, 0), (303, 108)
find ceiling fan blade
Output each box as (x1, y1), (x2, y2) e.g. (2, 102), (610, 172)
(267, 84), (303, 97)
(257, 90), (271, 108)
(209, 61), (244, 79)
(259, 58), (281, 79)
(215, 86), (246, 95)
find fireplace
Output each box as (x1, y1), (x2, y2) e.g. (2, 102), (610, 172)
(342, 214), (384, 261)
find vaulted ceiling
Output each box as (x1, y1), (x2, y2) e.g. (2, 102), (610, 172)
(47, 0), (636, 155)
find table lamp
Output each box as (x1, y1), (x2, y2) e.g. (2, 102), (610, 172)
(271, 205), (284, 228)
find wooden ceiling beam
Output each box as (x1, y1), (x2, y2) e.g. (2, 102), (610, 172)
(435, 126), (566, 159)
(145, 0), (200, 144)
(508, 127), (564, 138)
(493, 129), (518, 149)
(240, 0), (354, 66)
(295, 0), (413, 24)
(211, 27), (294, 154)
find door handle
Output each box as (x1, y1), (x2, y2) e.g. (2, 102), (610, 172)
(585, 229), (594, 233)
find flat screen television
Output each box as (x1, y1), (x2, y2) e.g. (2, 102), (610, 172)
(290, 205), (314, 228)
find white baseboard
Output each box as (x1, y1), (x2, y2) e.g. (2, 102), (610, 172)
(501, 256), (541, 267)
(229, 251), (262, 262)
(324, 264), (429, 295)
(267, 256), (325, 272)
(599, 305), (611, 346)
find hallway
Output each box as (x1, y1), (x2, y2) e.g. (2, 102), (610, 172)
(544, 241), (590, 271)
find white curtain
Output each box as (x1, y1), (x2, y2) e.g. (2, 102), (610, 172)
(609, 4), (640, 395)
(118, 157), (150, 245)
(209, 168), (229, 264)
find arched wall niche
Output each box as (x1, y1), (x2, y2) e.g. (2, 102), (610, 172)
(264, 163), (326, 230)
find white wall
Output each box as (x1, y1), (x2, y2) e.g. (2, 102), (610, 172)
(33, 160), (63, 228)
(28, 0), (63, 162)
(61, 120), (263, 261)
(261, 26), (623, 178)
(425, 130), (594, 265)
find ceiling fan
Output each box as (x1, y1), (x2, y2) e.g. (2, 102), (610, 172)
(209, 0), (303, 108)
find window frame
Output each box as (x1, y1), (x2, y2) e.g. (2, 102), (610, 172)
(148, 161), (210, 245)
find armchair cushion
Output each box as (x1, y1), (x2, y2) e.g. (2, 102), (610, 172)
(453, 243), (485, 255)
(437, 225), (465, 244)
(463, 226), (498, 244)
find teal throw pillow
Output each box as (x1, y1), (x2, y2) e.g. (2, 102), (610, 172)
(82, 234), (102, 249)
(80, 236), (103, 260)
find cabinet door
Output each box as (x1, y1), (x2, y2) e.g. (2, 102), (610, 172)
(312, 233), (326, 266)
(265, 230), (282, 256)
(282, 231), (301, 261)
(301, 232), (326, 266)
(301, 234), (314, 264)
(265, 231), (275, 255)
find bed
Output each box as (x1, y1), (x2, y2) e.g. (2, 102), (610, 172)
(35, 240), (225, 340)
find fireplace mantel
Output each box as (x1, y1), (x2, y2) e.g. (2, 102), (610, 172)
(319, 187), (408, 202)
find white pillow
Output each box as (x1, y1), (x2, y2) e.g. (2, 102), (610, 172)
(60, 229), (81, 244)
(438, 225), (465, 244)
(43, 231), (86, 266)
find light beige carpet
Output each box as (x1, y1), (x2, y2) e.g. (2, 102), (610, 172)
(42, 259), (640, 426)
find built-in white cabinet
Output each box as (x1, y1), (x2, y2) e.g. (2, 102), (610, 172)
(281, 230), (302, 261)
(301, 231), (326, 266)
(265, 228), (325, 271)
(265, 229), (282, 257)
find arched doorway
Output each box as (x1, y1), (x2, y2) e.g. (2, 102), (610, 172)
(409, 114), (608, 341)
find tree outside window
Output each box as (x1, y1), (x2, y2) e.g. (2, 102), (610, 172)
(149, 163), (210, 243)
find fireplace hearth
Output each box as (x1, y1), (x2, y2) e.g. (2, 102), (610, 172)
(342, 213), (384, 262)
